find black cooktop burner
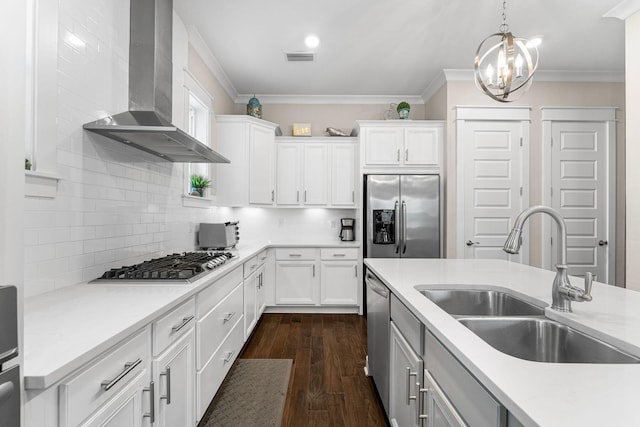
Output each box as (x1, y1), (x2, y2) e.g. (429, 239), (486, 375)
(93, 251), (234, 282)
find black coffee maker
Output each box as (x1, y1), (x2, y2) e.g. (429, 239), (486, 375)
(339, 218), (355, 241)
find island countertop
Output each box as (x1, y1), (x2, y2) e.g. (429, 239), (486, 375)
(364, 258), (640, 427)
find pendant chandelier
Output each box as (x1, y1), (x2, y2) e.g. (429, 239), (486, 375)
(474, 0), (539, 102)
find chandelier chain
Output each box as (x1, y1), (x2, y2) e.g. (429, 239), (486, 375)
(500, 0), (509, 33)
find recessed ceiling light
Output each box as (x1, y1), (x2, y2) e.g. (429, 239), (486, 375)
(305, 35), (320, 48)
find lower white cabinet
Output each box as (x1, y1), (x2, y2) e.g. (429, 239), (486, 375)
(275, 260), (318, 305)
(389, 321), (422, 427)
(256, 264), (267, 317)
(320, 261), (358, 305)
(424, 369), (466, 427)
(152, 329), (196, 427)
(80, 371), (150, 427)
(244, 268), (259, 339)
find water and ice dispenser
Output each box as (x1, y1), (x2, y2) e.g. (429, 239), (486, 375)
(372, 209), (396, 244)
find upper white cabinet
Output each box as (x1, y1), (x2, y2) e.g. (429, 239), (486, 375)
(216, 115), (280, 207)
(275, 137), (357, 208)
(357, 121), (444, 170)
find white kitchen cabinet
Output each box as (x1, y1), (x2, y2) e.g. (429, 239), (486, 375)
(244, 268), (258, 340)
(59, 329), (152, 427)
(80, 371), (150, 427)
(275, 248), (318, 305)
(357, 121), (444, 170)
(256, 263), (267, 317)
(275, 143), (302, 205)
(424, 369), (467, 427)
(389, 321), (422, 427)
(275, 141), (329, 206)
(216, 115), (279, 207)
(319, 248), (358, 305)
(331, 143), (357, 207)
(153, 329), (196, 427)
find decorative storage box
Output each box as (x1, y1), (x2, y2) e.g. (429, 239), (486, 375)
(292, 123), (311, 136)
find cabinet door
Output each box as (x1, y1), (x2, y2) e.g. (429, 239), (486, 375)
(81, 371), (150, 427)
(404, 127), (441, 166)
(320, 261), (358, 305)
(425, 370), (466, 427)
(249, 124), (275, 205)
(256, 265), (267, 316)
(276, 143), (302, 205)
(331, 143), (356, 206)
(364, 127), (403, 165)
(275, 261), (318, 305)
(153, 329), (196, 427)
(244, 270), (258, 340)
(303, 143), (329, 205)
(389, 322), (422, 427)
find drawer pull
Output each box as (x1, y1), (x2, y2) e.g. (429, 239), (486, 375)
(100, 358), (142, 391)
(160, 367), (171, 405)
(332, 253), (346, 257)
(250, 264), (257, 270)
(143, 381), (155, 423)
(171, 315), (194, 333)
(222, 312), (236, 323)
(289, 254), (302, 257)
(223, 350), (235, 364)
(418, 384), (428, 423)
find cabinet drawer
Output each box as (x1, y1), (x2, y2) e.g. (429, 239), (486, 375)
(197, 282), (243, 369)
(59, 327), (150, 427)
(256, 249), (268, 265)
(198, 266), (243, 316)
(320, 248), (358, 260)
(424, 330), (505, 427)
(243, 255), (259, 278)
(390, 294), (421, 354)
(153, 298), (196, 356)
(275, 247), (317, 260)
(196, 313), (244, 419)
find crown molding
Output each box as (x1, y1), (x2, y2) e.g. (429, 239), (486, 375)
(603, 0), (640, 19)
(186, 26), (239, 101)
(421, 70), (447, 103)
(234, 94), (425, 105)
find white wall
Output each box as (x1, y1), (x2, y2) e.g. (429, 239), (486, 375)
(626, 11), (640, 290)
(22, 0), (225, 297)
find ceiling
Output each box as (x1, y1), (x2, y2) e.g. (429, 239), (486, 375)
(173, 0), (625, 101)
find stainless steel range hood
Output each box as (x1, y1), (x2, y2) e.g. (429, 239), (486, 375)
(83, 0), (229, 164)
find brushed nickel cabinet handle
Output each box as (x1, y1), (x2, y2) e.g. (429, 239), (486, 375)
(406, 367), (418, 405)
(297, 190), (299, 202)
(397, 149), (400, 162)
(100, 358), (142, 391)
(171, 315), (194, 333)
(222, 312), (235, 323)
(271, 190), (274, 202)
(160, 367), (171, 405)
(223, 350), (235, 364)
(332, 253), (346, 257)
(143, 381), (155, 423)
(289, 254), (302, 257)
(405, 149), (408, 162)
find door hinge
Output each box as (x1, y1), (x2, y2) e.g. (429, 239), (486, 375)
(550, 187), (553, 197)
(551, 138), (553, 147)
(519, 187), (523, 196)
(550, 236), (553, 246)
(520, 137), (523, 147)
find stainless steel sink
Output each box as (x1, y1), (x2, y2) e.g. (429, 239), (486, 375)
(458, 317), (640, 364)
(421, 289), (545, 317)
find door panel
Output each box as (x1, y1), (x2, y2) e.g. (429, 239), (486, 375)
(366, 175), (401, 258)
(276, 143), (301, 205)
(459, 121), (528, 263)
(551, 122), (608, 281)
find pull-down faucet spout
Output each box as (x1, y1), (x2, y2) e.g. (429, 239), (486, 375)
(503, 206), (593, 312)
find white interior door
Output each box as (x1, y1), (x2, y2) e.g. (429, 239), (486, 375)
(549, 121), (611, 282)
(458, 118), (529, 262)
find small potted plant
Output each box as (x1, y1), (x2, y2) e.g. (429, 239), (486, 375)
(25, 158), (32, 170)
(190, 174), (211, 197)
(397, 101), (411, 119)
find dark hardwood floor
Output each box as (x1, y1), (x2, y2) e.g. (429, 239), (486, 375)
(240, 313), (388, 427)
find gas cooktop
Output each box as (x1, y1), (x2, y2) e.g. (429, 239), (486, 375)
(91, 251), (235, 283)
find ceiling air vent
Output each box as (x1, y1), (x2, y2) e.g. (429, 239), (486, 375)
(285, 52), (315, 62)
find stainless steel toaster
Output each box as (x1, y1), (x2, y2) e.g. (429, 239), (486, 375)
(198, 222), (239, 249)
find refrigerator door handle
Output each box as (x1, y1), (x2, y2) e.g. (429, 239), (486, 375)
(394, 201), (400, 254)
(402, 201), (407, 254)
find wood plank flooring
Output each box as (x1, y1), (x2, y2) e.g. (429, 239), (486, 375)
(240, 313), (388, 427)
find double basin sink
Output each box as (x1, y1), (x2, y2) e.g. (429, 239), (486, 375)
(421, 289), (640, 364)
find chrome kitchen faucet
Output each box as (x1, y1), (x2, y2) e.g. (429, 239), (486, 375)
(503, 206), (593, 312)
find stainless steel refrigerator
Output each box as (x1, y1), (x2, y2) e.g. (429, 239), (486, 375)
(365, 174), (440, 258)
(0, 285), (19, 425)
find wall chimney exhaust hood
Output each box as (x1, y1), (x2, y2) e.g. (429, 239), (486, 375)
(83, 0), (229, 164)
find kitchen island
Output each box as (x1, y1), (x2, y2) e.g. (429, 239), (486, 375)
(365, 258), (640, 427)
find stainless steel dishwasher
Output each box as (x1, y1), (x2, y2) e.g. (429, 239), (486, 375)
(365, 269), (390, 415)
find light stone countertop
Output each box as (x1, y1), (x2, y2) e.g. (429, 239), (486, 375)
(364, 258), (640, 427)
(23, 241), (360, 390)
